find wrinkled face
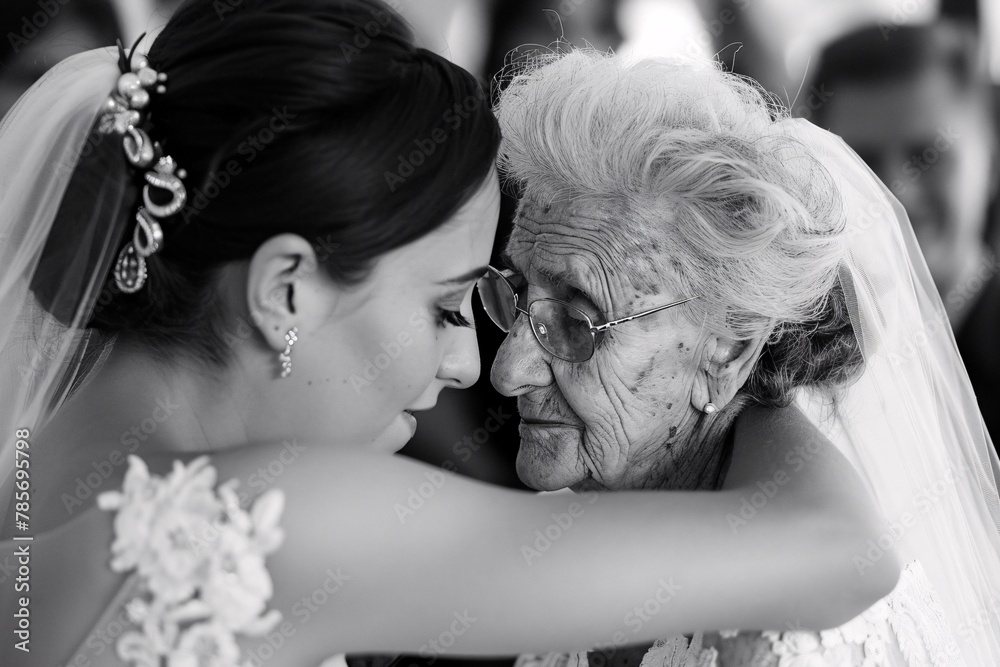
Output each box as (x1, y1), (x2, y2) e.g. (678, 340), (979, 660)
(822, 69), (994, 297)
(490, 195), (710, 491)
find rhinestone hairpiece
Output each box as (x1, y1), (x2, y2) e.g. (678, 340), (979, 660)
(99, 38), (187, 294)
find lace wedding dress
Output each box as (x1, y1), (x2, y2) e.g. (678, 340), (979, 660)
(56, 455), (351, 667)
(516, 559), (963, 667)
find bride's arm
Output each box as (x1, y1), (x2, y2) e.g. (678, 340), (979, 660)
(228, 403), (898, 659)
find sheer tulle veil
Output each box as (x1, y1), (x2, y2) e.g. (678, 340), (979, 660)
(1, 45), (999, 663)
(0, 46), (131, 524)
(787, 119), (1000, 664)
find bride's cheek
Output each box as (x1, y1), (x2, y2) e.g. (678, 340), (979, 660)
(374, 330), (435, 391)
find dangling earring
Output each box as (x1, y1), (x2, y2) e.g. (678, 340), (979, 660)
(279, 326), (298, 378)
(703, 402), (718, 415)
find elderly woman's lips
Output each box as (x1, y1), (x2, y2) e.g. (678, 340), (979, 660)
(520, 416), (577, 426)
(520, 416), (560, 424)
(516, 421), (588, 491)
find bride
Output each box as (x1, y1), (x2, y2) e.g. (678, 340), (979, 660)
(0, 0), (995, 665)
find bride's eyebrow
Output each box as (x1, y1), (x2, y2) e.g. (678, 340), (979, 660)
(436, 265), (489, 286)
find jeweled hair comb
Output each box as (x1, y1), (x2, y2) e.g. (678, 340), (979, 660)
(98, 35), (187, 294)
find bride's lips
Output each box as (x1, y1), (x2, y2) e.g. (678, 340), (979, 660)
(399, 403), (435, 438)
(373, 411), (418, 453)
(401, 409), (417, 435)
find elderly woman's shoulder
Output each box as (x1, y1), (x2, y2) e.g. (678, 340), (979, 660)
(735, 402), (826, 440)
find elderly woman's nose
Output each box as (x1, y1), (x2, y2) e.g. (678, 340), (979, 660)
(490, 314), (553, 395)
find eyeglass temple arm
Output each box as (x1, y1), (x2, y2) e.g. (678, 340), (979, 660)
(592, 295), (699, 333)
(492, 265), (698, 333)
(494, 267), (532, 318)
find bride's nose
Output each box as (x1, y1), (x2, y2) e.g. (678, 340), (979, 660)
(437, 326), (481, 389)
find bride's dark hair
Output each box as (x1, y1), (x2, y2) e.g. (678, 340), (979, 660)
(58, 0), (499, 364)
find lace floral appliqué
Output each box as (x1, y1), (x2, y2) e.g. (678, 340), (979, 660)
(756, 561), (960, 667)
(97, 455), (285, 666)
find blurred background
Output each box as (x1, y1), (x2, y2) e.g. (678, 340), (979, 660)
(3, 0), (997, 489)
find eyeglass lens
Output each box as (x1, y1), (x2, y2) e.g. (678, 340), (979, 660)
(477, 271), (596, 361)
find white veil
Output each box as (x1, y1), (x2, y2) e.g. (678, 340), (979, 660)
(788, 119), (1000, 665)
(0, 46), (130, 528)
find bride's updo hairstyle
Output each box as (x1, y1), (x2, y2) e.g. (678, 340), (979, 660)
(72, 0), (499, 364)
(495, 51), (862, 407)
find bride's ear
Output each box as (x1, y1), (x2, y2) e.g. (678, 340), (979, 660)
(690, 327), (771, 412)
(246, 233), (323, 352)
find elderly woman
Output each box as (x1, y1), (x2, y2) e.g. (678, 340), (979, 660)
(480, 52), (1000, 666)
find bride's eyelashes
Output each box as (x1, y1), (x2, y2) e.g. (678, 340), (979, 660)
(434, 283), (477, 329)
(437, 308), (473, 328)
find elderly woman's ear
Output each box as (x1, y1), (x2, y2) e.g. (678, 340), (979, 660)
(692, 330), (771, 412)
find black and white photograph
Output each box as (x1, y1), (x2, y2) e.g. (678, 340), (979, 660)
(1, 0), (999, 665)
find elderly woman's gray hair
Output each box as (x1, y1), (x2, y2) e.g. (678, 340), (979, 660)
(494, 51), (863, 406)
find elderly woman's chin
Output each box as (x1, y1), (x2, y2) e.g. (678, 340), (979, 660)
(516, 421), (590, 491)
